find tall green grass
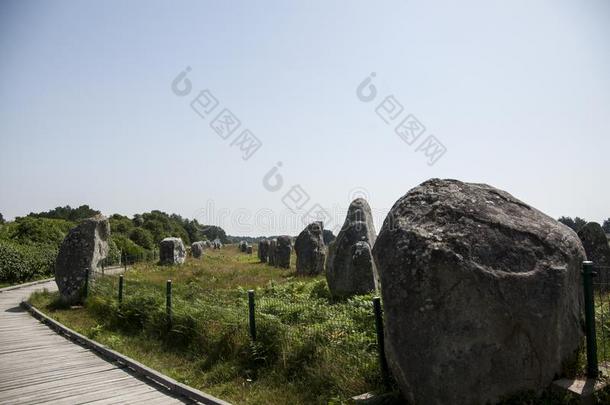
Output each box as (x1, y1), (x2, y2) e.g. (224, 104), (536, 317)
(31, 247), (388, 404)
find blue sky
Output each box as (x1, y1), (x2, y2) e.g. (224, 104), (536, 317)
(1, 0), (609, 236)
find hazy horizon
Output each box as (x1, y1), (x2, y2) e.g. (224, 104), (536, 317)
(1, 0), (609, 236)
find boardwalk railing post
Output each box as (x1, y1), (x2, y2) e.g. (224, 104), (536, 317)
(248, 290), (256, 341)
(166, 280), (172, 331)
(583, 260), (599, 378)
(373, 296), (390, 386)
(118, 275), (124, 304)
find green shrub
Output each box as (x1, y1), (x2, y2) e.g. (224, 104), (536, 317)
(111, 235), (148, 260)
(129, 227), (154, 250)
(106, 238), (121, 265)
(2, 217), (73, 247)
(0, 240), (57, 282)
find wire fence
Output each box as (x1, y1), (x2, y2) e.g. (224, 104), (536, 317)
(82, 259), (391, 397)
(587, 262), (610, 376)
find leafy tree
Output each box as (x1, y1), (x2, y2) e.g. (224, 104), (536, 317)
(111, 235), (147, 259)
(140, 210), (191, 245)
(0, 212), (4, 224)
(201, 225), (228, 243)
(8, 217), (73, 246)
(573, 217), (587, 232)
(133, 214), (144, 227)
(183, 219), (205, 243)
(558, 216), (576, 230)
(558, 216), (587, 232)
(602, 218), (610, 234)
(109, 214), (133, 235)
(129, 227), (154, 250)
(28, 205), (100, 221)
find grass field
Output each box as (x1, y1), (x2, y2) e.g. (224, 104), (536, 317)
(29, 245), (388, 405)
(29, 244), (610, 404)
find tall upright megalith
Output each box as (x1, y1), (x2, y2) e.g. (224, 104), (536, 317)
(326, 198), (377, 298)
(294, 222), (326, 276)
(268, 239), (277, 266)
(276, 235), (292, 269)
(373, 179), (585, 405)
(577, 222), (610, 267)
(55, 215), (110, 304)
(258, 239), (270, 262)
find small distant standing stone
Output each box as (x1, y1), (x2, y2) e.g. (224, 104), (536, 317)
(191, 241), (205, 259)
(258, 239), (270, 262)
(276, 236), (292, 269)
(246, 245), (253, 254)
(159, 237), (186, 265)
(55, 215), (110, 304)
(239, 241), (247, 252)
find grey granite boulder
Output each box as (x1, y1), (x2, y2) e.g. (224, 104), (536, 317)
(258, 239), (270, 262)
(246, 245), (253, 254)
(276, 236), (292, 269)
(159, 237), (186, 265)
(191, 241), (205, 259)
(55, 215), (110, 304)
(578, 222), (610, 282)
(294, 222), (326, 276)
(372, 179), (585, 405)
(577, 222), (610, 267)
(326, 198), (378, 298)
(268, 239), (277, 266)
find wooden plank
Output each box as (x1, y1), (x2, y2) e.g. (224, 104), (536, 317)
(0, 279), (222, 404)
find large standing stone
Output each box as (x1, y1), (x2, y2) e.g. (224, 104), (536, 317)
(372, 179), (585, 405)
(268, 239), (277, 266)
(276, 236), (292, 269)
(191, 241), (205, 259)
(294, 222), (326, 276)
(55, 215), (110, 304)
(326, 199), (378, 298)
(159, 237), (186, 265)
(577, 222), (610, 267)
(258, 239), (270, 262)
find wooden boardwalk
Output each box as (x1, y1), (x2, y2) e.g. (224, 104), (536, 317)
(0, 280), (190, 404)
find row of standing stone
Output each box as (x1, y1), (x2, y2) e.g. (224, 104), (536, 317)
(257, 236), (291, 268)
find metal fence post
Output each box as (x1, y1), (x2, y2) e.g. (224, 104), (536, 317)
(583, 261), (599, 378)
(166, 280), (172, 331)
(373, 297), (390, 386)
(83, 269), (89, 300)
(248, 290), (256, 341)
(118, 275), (124, 304)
